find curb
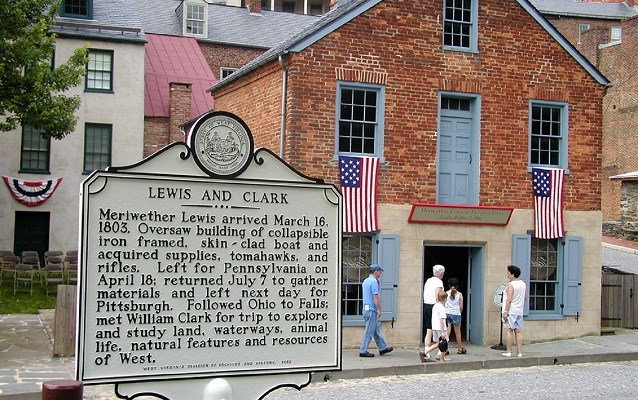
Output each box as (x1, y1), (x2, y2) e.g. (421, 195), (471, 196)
(313, 351), (638, 382)
(602, 242), (638, 255)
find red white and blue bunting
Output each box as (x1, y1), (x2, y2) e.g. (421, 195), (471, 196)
(2, 176), (63, 207)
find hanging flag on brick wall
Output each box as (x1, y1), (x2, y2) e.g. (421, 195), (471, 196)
(339, 155), (379, 233)
(2, 176), (63, 207)
(532, 167), (565, 239)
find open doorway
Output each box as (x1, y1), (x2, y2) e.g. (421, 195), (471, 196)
(422, 244), (484, 345)
(14, 211), (50, 266)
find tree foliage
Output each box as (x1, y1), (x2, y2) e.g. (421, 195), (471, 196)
(0, 0), (88, 139)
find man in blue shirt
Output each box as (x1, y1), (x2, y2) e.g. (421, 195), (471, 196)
(359, 264), (394, 357)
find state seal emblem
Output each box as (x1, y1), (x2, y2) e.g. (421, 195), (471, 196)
(188, 112), (254, 178)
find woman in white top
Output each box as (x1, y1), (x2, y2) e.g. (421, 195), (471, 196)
(445, 278), (466, 354)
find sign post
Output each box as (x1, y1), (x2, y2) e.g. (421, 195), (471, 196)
(76, 112), (342, 399)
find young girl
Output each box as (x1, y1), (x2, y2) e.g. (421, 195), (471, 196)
(445, 278), (467, 354)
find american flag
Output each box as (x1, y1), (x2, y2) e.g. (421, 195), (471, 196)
(532, 167), (565, 239)
(339, 156), (379, 233)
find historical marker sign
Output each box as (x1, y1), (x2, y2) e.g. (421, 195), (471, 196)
(76, 112), (342, 387)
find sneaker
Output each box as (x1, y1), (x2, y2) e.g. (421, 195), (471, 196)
(359, 352), (374, 358)
(501, 352), (512, 357)
(517, 353), (523, 358)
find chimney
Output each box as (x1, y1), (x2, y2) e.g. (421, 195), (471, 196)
(169, 82), (192, 143)
(247, 0), (261, 14)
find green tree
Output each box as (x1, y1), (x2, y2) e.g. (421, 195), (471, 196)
(0, 0), (87, 139)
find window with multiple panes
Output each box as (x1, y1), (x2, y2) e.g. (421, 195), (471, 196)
(529, 101), (567, 168)
(86, 50), (113, 92)
(60, 0), (92, 19)
(443, 0), (477, 51)
(530, 238), (559, 312)
(220, 67), (237, 80)
(83, 124), (112, 173)
(342, 235), (374, 317)
(20, 125), (50, 173)
(186, 4), (206, 35)
(611, 26), (622, 42)
(512, 234), (583, 319)
(336, 82), (384, 156)
(441, 96), (471, 112)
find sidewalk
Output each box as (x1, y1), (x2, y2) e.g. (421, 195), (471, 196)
(1, 310), (638, 399)
(602, 235), (638, 253)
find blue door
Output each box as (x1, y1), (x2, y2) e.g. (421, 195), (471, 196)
(437, 97), (477, 205)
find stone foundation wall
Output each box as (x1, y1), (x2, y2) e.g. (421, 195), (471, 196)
(619, 181), (638, 240)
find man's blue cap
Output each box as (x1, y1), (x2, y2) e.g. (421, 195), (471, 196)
(369, 264), (384, 272)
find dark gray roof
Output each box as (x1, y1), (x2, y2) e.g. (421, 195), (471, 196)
(136, 1), (320, 48)
(529, 0), (638, 19)
(52, 0), (319, 48)
(51, 0), (146, 43)
(210, 0), (609, 91)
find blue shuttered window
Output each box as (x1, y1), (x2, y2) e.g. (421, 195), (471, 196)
(562, 236), (583, 316)
(377, 234), (399, 322)
(342, 233), (399, 326)
(511, 234), (582, 319)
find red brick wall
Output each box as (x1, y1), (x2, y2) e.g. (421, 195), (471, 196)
(547, 17), (618, 64)
(143, 83), (192, 158)
(169, 82), (191, 143)
(599, 16), (638, 220)
(213, 0), (606, 211)
(199, 43), (265, 80)
(213, 61), (287, 155)
(144, 117), (170, 158)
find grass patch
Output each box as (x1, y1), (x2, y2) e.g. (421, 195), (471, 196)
(0, 274), (58, 314)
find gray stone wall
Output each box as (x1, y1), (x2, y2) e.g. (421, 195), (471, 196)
(620, 181), (638, 240)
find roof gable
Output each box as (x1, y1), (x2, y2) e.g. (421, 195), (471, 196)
(211, 0), (609, 91)
(144, 34), (216, 118)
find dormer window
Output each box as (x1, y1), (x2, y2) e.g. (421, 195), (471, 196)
(185, 3), (207, 37)
(59, 0), (93, 19)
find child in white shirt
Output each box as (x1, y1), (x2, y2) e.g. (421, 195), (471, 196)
(419, 291), (448, 362)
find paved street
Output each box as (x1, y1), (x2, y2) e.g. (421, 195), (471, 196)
(264, 361), (638, 400)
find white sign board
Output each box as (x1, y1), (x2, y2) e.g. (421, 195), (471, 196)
(76, 112), (342, 386)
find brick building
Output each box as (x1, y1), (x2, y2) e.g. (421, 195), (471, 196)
(598, 15), (638, 224)
(210, 0), (609, 346)
(530, 0), (638, 223)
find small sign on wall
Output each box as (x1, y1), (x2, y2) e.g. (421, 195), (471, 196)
(408, 203), (513, 226)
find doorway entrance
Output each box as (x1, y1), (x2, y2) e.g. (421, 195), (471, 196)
(14, 211), (50, 265)
(422, 244), (484, 345)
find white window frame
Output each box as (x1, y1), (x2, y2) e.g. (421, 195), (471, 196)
(610, 26), (621, 42)
(220, 67), (237, 80)
(184, 3), (207, 37)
